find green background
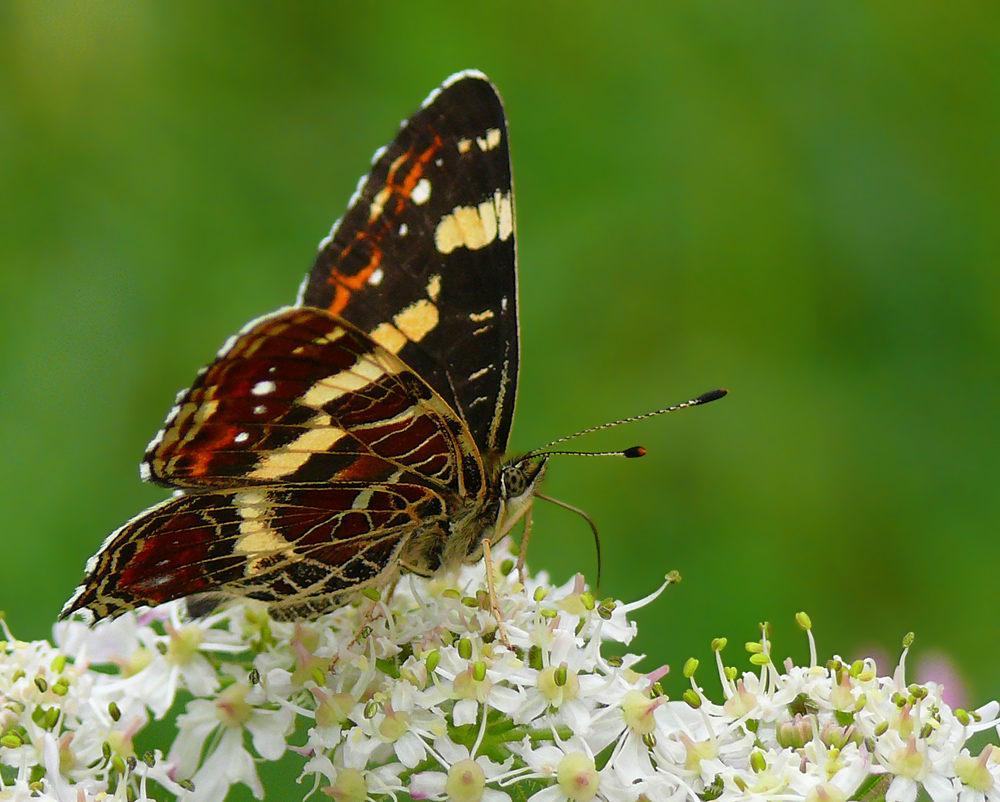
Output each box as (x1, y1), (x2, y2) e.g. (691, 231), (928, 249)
(2, 2), (998, 797)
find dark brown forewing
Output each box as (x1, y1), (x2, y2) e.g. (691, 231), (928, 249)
(299, 71), (518, 458)
(142, 307), (483, 500)
(61, 482), (446, 621)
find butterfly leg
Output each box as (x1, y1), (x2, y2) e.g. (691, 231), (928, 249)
(482, 539), (512, 650)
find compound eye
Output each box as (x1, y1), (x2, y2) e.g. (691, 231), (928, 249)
(502, 466), (526, 497)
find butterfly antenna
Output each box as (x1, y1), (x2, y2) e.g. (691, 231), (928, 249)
(521, 388), (728, 459)
(536, 493), (603, 592)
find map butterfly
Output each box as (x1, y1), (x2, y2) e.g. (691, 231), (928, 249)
(62, 71), (725, 626)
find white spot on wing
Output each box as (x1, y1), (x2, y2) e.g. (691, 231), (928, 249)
(476, 128), (502, 151)
(411, 178), (431, 205)
(251, 380), (276, 397)
(351, 487), (375, 510)
(253, 404), (267, 416)
(234, 432), (250, 444)
(368, 268), (384, 286)
(398, 223), (408, 237)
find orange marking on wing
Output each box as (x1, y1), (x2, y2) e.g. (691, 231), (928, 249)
(326, 247), (384, 315)
(392, 138), (442, 216)
(329, 283), (353, 316)
(323, 138), (442, 316)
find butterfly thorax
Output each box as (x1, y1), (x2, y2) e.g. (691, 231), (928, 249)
(397, 453), (547, 577)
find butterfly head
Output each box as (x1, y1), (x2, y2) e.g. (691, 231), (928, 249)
(492, 455), (548, 540)
(501, 455), (547, 501)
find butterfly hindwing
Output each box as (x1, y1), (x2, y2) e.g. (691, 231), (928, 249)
(65, 482), (448, 621)
(299, 71), (519, 458)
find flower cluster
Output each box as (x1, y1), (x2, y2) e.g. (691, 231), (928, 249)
(2, 543), (999, 801)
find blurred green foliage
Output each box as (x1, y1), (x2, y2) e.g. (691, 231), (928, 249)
(2, 3), (998, 798)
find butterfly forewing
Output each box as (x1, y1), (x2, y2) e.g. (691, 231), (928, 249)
(300, 71), (519, 458)
(144, 307), (483, 499)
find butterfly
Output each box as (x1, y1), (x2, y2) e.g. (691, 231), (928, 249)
(61, 71), (539, 624)
(61, 71), (726, 626)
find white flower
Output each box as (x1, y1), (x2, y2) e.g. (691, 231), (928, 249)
(168, 682), (294, 800)
(6, 541), (1000, 802)
(410, 736), (513, 802)
(518, 742), (611, 802)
